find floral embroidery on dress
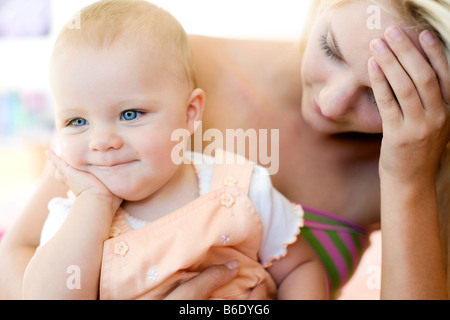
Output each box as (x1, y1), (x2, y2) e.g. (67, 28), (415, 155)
(220, 193), (235, 208)
(114, 241), (129, 256)
(146, 269), (158, 281)
(221, 233), (231, 244)
(109, 226), (121, 238)
(223, 176), (238, 186)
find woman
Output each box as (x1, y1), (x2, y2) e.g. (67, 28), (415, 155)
(0, 0), (449, 299)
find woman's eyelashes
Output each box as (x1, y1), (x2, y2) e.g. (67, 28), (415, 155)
(320, 34), (341, 62)
(319, 33), (379, 111)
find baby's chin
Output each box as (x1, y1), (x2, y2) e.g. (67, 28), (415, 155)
(103, 181), (152, 202)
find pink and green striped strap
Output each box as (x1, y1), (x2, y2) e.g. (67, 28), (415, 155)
(299, 204), (370, 298)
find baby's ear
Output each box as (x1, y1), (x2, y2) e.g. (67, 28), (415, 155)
(186, 88), (205, 134)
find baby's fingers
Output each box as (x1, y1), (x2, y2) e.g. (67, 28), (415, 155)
(46, 150), (86, 190)
(46, 150), (70, 183)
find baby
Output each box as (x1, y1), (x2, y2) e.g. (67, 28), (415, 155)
(24, 0), (328, 299)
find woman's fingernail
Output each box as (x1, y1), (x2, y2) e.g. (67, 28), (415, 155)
(370, 57), (380, 70)
(225, 260), (239, 270)
(386, 26), (403, 42)
(421, 30), (436, 46)
(371, 39), (386, 53)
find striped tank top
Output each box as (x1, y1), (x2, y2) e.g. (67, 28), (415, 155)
(298, 204), (371, 298)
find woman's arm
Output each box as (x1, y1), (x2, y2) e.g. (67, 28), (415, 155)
(379, 170), (447, 299)
(0, 163), (68, 299)
(437, 146), (450, 294)
(369, 27), (450, 299)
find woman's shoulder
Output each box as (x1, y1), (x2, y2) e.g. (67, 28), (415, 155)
(189, 35), (303, 129)
(189, 34), (294, 52)
(189, 35), (299, 72)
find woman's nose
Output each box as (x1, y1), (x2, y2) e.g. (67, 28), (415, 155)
(319, 79), (358, 119)
(88, 127), (123, 152)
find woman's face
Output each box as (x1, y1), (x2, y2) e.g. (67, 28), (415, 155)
(301, 1), (420, 134)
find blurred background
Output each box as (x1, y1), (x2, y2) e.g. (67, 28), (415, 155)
(0, 0), (381, 299)
(0, 0), (311, 230)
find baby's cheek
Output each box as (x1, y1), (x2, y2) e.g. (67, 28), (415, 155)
(60, 145), (86, 170)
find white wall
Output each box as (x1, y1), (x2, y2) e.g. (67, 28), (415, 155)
(0, 0), (313, 91)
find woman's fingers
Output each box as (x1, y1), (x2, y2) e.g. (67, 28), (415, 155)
(369, 37), (423, 121)
(419, 30), (450, 105)
(370, 26), (449, 123)
(368, 56), (402, 130)
(368, 25), (450, 180)
(163, 261), (271, 300)
(385, 27), (443, 114)
(165, 261), (240, 300)
(246, 283), (268, 300)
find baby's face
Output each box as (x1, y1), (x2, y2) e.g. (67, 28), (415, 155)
(50, 40), (192, 201)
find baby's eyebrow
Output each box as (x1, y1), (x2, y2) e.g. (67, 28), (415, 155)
(54, 108), (85, 122)
(55, 108), (82, 117)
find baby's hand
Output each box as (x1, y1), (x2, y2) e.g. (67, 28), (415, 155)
(46, 150), (122, 208)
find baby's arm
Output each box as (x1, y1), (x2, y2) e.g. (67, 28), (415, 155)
(247, 166), (329, 299)
(267, 235), (329, 300)
(22, 151), (121, 299)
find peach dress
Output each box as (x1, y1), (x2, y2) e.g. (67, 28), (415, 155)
(41, 152), (304, 299)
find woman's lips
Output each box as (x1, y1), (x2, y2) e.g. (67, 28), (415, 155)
(314, 101), (336, 122)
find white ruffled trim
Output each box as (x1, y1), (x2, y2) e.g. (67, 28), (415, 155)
(125, 213), (148, 230)
(261, 205), (304, 268)
(247, 165), (305, 268)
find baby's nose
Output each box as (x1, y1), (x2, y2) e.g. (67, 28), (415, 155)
(89, 129), (123, 152)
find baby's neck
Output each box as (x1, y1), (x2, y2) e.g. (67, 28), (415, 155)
(121, 163), (199, 222)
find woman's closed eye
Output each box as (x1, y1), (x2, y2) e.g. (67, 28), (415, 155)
(320, 34), (342, 62)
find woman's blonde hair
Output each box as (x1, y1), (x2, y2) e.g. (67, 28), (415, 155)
(301, 0), (450, 293)
(53, 0), (197, 90)
(370, 0), (450, 60)
(302, 0), (450, 57)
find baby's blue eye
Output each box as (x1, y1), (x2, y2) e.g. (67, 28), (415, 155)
(68, 118), (88, 127)
(121, 110), (141, 121)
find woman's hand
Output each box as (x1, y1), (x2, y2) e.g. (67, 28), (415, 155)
(46, 150), (122, 209)
(164, 261), (268, 300)
(368, 26), (449, 299)
(368, 26), (450, 183)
